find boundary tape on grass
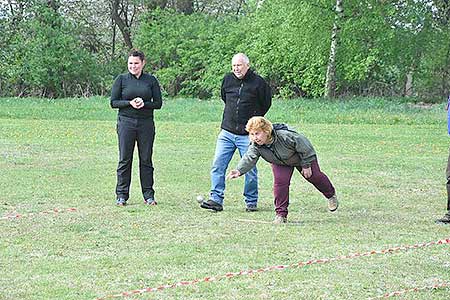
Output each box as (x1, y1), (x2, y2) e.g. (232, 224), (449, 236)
(95, 237), (450, 299)
(370, 281), (450, 299)
(0, 207), (77, 220)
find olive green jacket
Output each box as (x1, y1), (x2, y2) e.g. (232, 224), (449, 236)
(236, 125), (317, 175)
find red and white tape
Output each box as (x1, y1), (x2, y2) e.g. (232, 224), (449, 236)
(1, 207), (77, 220)
(370, 281), (450, 299)
(96, 237), (450, 299)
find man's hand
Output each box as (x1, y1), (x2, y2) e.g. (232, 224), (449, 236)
(227, 169), (241, 179)
(301, 166), (312, 179)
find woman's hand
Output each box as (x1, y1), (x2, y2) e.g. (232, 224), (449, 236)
(301, 166), (312, 178)
(227, 170), (241, 179)
(130, 97), (144, 109)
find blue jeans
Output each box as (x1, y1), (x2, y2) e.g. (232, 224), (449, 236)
(210, 129), (258, 206)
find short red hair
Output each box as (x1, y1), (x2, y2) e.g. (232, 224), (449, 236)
(246, 116), (273, 136)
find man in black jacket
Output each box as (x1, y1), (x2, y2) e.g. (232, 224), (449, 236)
(201, 53), (272, 212)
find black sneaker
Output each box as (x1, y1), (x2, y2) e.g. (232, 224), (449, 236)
(144, 197), (157, 206)
(245, 204), (258, 212)
(436, 212), (450, 224)
(116, 198), (127, 206)
(200, 199), (223, 212)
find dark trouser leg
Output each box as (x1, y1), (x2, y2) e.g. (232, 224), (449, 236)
(296, 159), (335, 199)
(446, 148), (450, 211)
(446, 182), (450, 211)
(137, 118), (155, 200)
(116, 116), (137, 199)
(435, 148), (450, 223)
(271, 164), (294, 218)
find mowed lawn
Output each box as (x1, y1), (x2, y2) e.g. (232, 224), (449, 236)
(0, 97), (449, 300)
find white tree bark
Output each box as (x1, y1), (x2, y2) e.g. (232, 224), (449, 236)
(325, 0), (343, 98)
(404, 71), (414, 97)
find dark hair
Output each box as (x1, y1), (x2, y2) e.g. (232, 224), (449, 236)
(128, 49), (145, 61)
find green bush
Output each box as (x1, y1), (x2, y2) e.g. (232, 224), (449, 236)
(135, 9), (249, 99)
(0, 3), (119, 98)
(1, 1), (448, 100)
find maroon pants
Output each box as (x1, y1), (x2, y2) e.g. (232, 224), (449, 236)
(271, 159), (335, 217)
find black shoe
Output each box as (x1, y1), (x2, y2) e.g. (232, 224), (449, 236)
(144, 197), (157, 205)
(436, 212), (450, 224)
(116, 198), (127, 206)
(200, 199), (223, 211)
(245, 204), (258, 212)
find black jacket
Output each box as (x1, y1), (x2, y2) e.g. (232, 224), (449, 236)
(110, 72), (162, 119)
(220, 69), (271, 135)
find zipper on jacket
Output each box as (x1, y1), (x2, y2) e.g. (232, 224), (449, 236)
(265, 131), (290, 166)
(236, 82), (243, 132)
(270, 144), (289, 166)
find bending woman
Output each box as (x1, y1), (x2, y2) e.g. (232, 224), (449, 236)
(227, 116), (338, 223)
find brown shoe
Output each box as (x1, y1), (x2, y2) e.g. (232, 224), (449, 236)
(273, 215), (287, 224)
(328, 194), (338, 212)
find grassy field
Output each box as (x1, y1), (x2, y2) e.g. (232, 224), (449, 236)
(0, 97), (449, 300)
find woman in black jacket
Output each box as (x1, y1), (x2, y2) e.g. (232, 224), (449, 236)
(110, 49), (162, 206)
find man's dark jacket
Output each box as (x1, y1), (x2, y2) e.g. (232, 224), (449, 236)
(220, 69), (272, 135)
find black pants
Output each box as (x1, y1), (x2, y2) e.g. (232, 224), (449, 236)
(116, 115), (155, 200)
(446, 148), (450, 211)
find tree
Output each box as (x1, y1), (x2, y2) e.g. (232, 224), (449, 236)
(325, 0), (343, 98)
(2, 0), (449, 99)
(175, 0), (194, 14)
(111, 0), (137, 49)
(0, 0), (108, 97)
(135, 8), (238, 97)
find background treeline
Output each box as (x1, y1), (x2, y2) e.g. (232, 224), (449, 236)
(0, 0), (449, 100)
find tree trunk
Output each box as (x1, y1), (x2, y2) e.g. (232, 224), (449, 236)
(176, 0), (194, 14)
(144, 0), (169, 10)
(112, 19), (116, 58)
(111, 0), (133, 49)
(404, 71), (413, 97)
(235, 0), (245, 15)
(325, 0), (343, 98)
(47, 0), (59, 11)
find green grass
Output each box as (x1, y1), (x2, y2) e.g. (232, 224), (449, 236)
(0, 97), (449, 300)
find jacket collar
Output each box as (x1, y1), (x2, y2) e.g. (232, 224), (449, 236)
(127, 72), (146, 79)
(232, 69), (254, 81)
(256, 129), (277, 149)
